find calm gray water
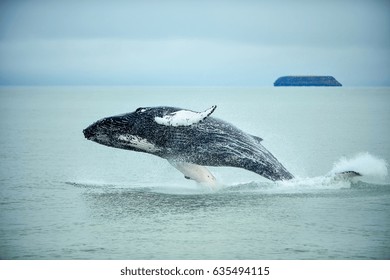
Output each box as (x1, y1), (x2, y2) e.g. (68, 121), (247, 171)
(0, 86), (389, 259)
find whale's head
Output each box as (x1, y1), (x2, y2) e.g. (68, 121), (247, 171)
(83, 107), (166, 153)
(83, 105), (217, 154)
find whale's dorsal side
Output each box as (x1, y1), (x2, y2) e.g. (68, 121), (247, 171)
(154, 105), (217, 127)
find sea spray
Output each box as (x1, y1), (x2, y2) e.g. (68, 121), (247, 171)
(329, 152), (388, 182)
(244, 153), (389, 194)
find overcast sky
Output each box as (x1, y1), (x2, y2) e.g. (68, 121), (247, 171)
(0, 0), (389, 86)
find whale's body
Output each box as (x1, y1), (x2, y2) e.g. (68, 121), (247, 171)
(83, 106), (294, 187)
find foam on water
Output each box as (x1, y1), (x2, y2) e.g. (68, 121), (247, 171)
(65, 179), (212, 195)
(221, 152), (389, 194)
(222, 177), (351, 195)
(66, 153), (389, 195)
(329, 152), (388, 182)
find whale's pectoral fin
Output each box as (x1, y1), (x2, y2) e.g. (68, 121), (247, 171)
(168, 160), (218, 190)
(155, 105), (217, 127)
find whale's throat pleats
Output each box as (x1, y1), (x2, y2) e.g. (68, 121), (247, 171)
(117, 134), (161, 152)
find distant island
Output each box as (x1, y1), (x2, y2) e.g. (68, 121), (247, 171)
(274, 76), (342, 87)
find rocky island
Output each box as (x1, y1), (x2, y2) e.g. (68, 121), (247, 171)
(274, 76), (342, 86)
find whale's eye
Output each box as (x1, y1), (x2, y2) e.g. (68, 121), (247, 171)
(136, 107), (148, 113)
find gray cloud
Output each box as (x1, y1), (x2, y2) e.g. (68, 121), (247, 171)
(1, 0), (389, 85)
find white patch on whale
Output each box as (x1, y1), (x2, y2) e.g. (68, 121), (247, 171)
(154, 105), (217, 127)
(168, 160), (219, 190)
(95, 133), (110, 143)
(118, 135), (161, 152)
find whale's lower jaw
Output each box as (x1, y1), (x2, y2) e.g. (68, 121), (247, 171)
(117, 135), (161, 153)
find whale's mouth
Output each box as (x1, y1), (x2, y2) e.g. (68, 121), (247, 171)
(83, 128), (94, 140)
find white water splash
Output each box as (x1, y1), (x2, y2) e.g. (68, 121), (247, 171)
(68, 153), (388, 195)
(224, 152), (389, 194)
(329, 152), (388, 182)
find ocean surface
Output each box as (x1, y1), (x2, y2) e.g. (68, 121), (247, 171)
(0, 86), (389, 260)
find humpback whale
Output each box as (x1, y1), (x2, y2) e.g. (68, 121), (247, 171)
(83, 106), (294, 188)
